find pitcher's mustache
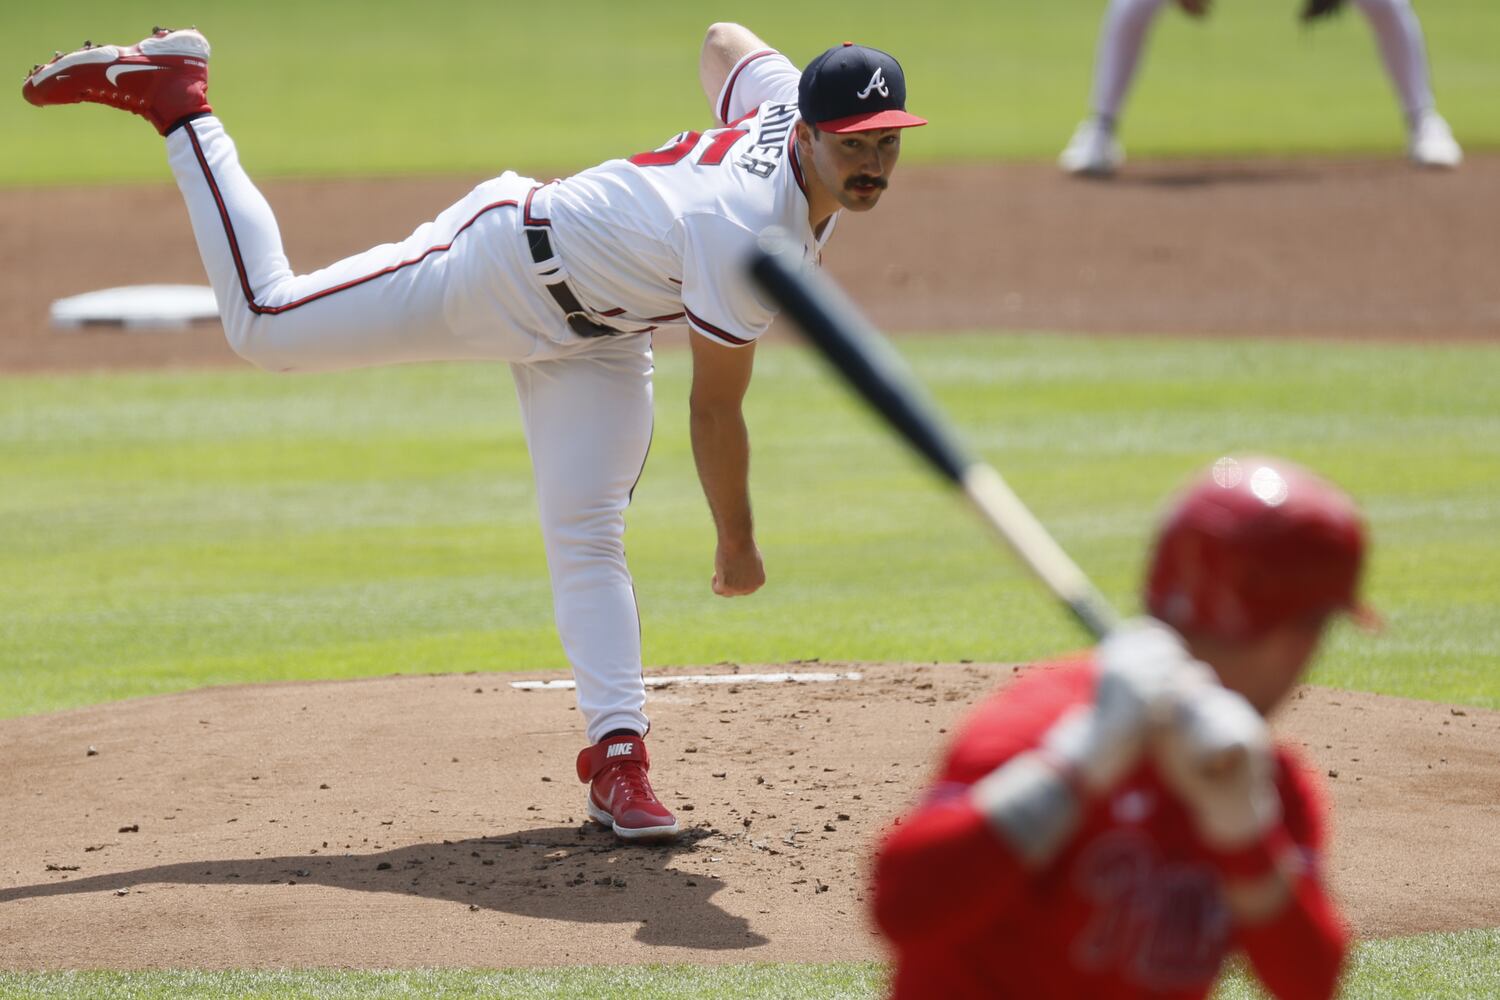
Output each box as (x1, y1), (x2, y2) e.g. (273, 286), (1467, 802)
(846, 175), (888, 190)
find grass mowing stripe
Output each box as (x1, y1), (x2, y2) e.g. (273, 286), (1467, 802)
(0, 963), (889, 1000)
(0, 930), (1496, 997)
(3, 0), (1498, 184)
(1213, 928), (1500, 999)
(3, 333), (1498, 719)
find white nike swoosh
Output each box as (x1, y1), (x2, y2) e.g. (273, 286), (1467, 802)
(105, 64), (166, 86)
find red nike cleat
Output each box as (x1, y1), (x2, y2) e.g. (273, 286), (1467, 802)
(576, 734), (680, 842)
(22, 27), (211, 136)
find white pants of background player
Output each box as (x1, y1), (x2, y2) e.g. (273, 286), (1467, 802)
(165, 115), (652, 744)
(1090, 0), (1440, 126)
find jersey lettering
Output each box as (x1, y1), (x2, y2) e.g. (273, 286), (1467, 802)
(629, 131), (700, 168)
(699, 128), (750, 166)
(736, 102), (797, 179)
(551, 86), (817, 347)
(629, 128), (749, 169)
(1069, 830), (1230, 991)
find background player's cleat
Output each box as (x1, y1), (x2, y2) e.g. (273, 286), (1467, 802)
(576, 734), (680, 842)
(21, 27), (211, 136)
(1058, 117), (1124, 177)
(1408, 111), (1462, 169)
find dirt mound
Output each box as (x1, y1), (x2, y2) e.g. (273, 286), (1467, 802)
(2, 664), (1496, 969)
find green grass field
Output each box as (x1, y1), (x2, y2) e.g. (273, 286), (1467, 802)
(3, 0), (1498, 184)
(0, 926), (1498, 998)
(5, 334), (1498, 719)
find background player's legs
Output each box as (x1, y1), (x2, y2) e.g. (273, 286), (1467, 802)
(513, 336), (656, 744)
(165, 116), (542, 372)
(1352, 0), (1461, 166)
(1090, 0), (1171, 124)
(1353, 0), (1434, 120)
(1061, 0), (1170, 175)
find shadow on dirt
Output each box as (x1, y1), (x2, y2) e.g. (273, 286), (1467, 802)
(0, 824), (768, 950)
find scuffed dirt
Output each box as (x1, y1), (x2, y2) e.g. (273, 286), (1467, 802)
(1, 665), (1496, 969)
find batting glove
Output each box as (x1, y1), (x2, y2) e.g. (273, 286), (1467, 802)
(1041, 617), (1211, 796)
(974, 619), (1207, 866)
(1154, 682), (1281, 851)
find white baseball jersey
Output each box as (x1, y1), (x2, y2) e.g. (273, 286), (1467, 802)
(542, 48), (837, 348)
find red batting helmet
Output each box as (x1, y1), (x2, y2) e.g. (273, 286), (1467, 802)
(1145, 456), (1369, 640)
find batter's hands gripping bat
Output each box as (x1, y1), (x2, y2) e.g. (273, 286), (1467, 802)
(748, 233), (1120, 640)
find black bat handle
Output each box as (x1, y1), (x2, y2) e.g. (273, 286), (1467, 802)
(750, 235), (1120, 641)
(749, 240), (970, 485)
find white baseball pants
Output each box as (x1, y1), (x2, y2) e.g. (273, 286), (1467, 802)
(1087, 0), (1438, 124)
(165, 116), (653, 743)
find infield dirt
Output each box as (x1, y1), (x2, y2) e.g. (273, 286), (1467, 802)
(2, 665), (1498, 969)
(2, 157), (1497, 373)
(2, 158), (1498, 968)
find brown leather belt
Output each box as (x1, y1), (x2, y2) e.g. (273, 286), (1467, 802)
(525, 228), (621, 338)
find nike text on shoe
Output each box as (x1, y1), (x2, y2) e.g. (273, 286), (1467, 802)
(1059, 117), (1124, 177)
(1408, 111), (1462, 169)
(576, 735), (680, 842)
(22, 27), (211, 136)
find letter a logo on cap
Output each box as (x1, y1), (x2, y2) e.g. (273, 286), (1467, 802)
(856, 67), (889, 100)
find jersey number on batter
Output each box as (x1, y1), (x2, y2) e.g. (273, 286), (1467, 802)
(630, 128), (749, 168)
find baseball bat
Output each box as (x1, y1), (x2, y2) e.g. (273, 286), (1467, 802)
(749, 232), (1119, 640)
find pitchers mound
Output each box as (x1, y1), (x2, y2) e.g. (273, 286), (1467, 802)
(1, 664), (1497, 969)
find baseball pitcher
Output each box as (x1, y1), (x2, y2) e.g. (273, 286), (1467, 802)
(21, 24), (925, 842)
(874, 456), (1365, 998)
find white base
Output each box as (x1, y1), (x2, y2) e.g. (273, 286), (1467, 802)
(50, 284), (220, 331)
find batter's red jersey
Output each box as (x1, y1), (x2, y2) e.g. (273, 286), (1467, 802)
(873, 657), (1348, 999)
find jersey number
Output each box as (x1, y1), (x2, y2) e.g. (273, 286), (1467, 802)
(630, 128), (749, 168)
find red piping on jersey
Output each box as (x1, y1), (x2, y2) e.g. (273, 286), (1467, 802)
(523, 181), (559, 227)
(718, 49), (777, 124)
(186, 121), (518, 316)
(602, 307), (683, 323)
(787, 131), (808, 200)
(686, 308), (752, 347)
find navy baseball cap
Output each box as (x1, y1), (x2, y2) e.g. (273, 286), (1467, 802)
(799, 42), (928, 134)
